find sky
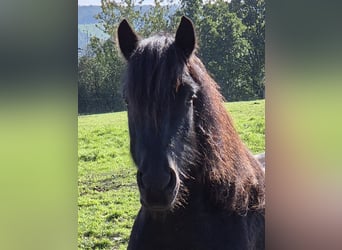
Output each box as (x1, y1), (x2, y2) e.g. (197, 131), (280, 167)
(78, 0), (101, 5)
(78, 0), (161, 5)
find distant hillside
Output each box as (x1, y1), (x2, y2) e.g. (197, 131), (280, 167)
(78, 6), (102, 24)
(78, 23), (109, 51)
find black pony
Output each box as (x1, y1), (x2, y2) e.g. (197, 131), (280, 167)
(118, 16), (265, 250)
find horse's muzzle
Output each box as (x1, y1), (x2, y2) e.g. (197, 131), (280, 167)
(137, 166), (179, 211)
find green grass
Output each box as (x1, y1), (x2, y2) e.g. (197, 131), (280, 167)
(78, 99), (264, 249)
(224, 100), (265, 154)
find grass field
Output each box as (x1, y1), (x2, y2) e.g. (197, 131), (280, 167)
(78, 99), (265, 249)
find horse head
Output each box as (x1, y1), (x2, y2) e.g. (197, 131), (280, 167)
(118, 17), (199, 212)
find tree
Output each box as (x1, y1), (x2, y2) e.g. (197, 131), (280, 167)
(179, 0), (203, 26)
(138, 0), (175, 37)
(97, 0), (140, 39)
(199, 0), (253, 101)
(78, 37), (125, 114)
(97, 0), (175, 38)
(230, 0), (265, 98)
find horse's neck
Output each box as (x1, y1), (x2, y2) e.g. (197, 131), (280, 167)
(181, 176), (222, 213)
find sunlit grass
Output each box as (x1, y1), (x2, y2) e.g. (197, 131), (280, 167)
(78, 99), (264, 249)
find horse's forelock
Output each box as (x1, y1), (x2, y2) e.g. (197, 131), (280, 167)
(125, 35), (185, 126)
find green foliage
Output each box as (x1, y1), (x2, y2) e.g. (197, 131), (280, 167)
(97, 0), (140, 39)
(138, 0), (175, 37)
(178, 0), (265, 101)
(78, 0), (265, 114)
(199, 0), (253, 101)
(179, 0), (203, 25)
(96, 0), (176, 38)
(78, 100), (264, 249)
(78, 37), (125, 114)
(229, 0), (266, 98)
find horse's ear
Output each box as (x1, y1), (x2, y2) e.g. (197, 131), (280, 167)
(117, 19), (139, 60)
(175, 16), (196, 58)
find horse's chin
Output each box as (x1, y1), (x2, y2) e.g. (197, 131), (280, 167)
(142, 203), (172, 212)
